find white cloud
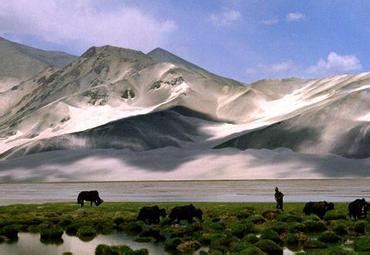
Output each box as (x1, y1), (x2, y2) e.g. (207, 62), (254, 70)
(246, 52), (362, 82)
(209, 9), (241, 27)
(0, 0), (176, 52)
(261, 19), (279, 26)
(286, 12), (305, 22)
(308, 52), (362, 75)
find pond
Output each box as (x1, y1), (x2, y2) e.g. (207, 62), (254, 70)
(0, 232), (299, 255)
(0, 232), (167, 255)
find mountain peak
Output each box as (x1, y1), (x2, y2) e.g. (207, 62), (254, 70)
(148, 47), (172, 55)
(147, 47), (204, 71)
(81, 45), (148, 61)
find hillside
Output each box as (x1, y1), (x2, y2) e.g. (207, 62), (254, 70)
(0, 37), (75, 91)
(0, 39), (369, 181)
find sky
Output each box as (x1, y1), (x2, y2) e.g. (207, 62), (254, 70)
(0, 0), (369, 83)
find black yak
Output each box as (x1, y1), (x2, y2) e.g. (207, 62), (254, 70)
(169, 204), (203, 223)
(349, 198), (368, 220)
(303, 201), (334, 219)
(137, 206), (166, 224)
(77, 190), (104, 207)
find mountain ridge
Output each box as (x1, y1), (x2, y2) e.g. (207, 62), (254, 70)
(0, 38), (369, 181)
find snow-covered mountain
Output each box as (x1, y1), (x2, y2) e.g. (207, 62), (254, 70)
(0, 39), (369, 181)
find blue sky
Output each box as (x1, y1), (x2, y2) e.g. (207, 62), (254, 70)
(0, 0), (369, 83)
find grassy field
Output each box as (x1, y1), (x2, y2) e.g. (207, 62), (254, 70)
(0, 202), (369, 254)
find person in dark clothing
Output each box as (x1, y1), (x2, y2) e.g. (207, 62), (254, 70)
(274, 187), (284, 210)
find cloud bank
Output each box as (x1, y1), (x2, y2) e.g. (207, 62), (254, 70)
(246, 52), (362, 81)
(308, 52), (362, 75)
(0, 0), (176, 53)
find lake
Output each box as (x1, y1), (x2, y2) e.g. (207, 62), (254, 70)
(0, 179), (370, 205)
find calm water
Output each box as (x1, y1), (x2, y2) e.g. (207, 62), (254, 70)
(0, 179), (370, 205)
(0, 233), (292, 255)
(0, 232), (167, 255)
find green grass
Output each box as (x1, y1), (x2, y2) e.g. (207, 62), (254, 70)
(0, 202), (366, 254)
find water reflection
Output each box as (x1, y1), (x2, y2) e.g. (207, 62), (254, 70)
(0, 232), (167, 255)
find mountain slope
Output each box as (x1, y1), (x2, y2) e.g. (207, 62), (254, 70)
(0, 44), (256, 155)
(215, 74), (370, 159)
(1, 108), (213, 159)
(0, 40), (369, 181)
(0, 37), (76, 91)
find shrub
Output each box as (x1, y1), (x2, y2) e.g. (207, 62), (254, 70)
(243, 233), (259, 244)
(230, 221), (255, 238)
(124, 222), (144, 235)
(40, 226), (63, 244)
(278, 214), (302, 223)
(236, 208), (255, 219)
(303, 214), (321, 221)
(113, 217), (125, 226)
(332, 222), (348, 235)
(323, 210), (347, 221)
(209, 222), (225, 231)
(231, 240), (254, 252)
(271, 222), (289, 234)
(248, 215), (265, 224)
(22, 218), (43, 226)
(208, 233), (234, 252)
(354, 236), (370, 252)
(317, 231), (342, 243)
(260, 229), (281, 244)
(95, 244), (148, 255)
(176, 240), (201, 253)
(354, 221), (366, 234)
(95, 245), (111, 255)
(262, 210), (281, 221)
(65, 223), (82, 236)
(164, 237), (182, 251)
(239, 246), (265, 255)
(296, 232), (308, 243)
(288, 222), (305, 233)
(0, 225), (19, 239)
(139, 227), (164, 242)
(255, 239), (283, 255)
(59, 218), (73, 228)
(303, 239), (327, 249)
(303, 220), (327, 232)
(285, 233), (299, 245)
(199, 233), (213, 245)
(326, 246), (356, 255)
(77, 226), (97, 241)
(95, 221), (114, 235)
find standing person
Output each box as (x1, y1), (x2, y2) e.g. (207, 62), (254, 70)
(275, 187), (284, 210)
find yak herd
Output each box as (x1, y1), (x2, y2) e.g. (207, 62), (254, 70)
(77, 190), (369, 224)
(302, 199), (368, 220)
(77, 190), (203, 224)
